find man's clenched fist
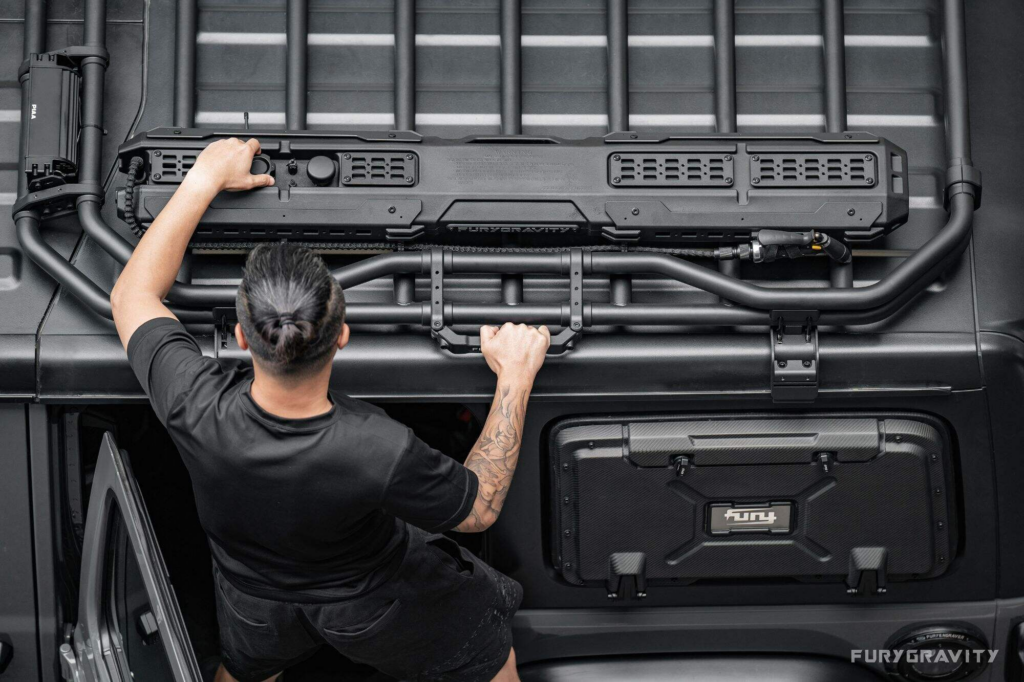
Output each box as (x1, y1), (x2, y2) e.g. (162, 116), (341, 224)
(479, 323), (551, 384)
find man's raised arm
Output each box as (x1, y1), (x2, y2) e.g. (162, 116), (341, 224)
(456, 323), (550, 533)
(109, 138), (274, 349)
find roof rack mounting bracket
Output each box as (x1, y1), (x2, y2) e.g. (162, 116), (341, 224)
(770, 310), (820, 403)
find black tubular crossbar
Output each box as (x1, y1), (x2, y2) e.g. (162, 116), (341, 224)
(394, 0), (416, 131)
(174, 0), (197, 127)
(287, 0), (308, 130)
(14, 0), (980, 337)
(822, 0), (854, 288)
(606, 0), (629, 133)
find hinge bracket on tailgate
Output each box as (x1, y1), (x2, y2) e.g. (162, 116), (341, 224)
(770, 310), (819, 402)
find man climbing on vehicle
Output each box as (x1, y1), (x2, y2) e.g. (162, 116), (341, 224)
(109, 137), (550, 682)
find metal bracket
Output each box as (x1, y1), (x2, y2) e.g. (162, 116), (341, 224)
(770, 310), (820, 402)
(212, 307), (238, 356)
(431, 248), (583, 354)
(944, 158), (982, 210)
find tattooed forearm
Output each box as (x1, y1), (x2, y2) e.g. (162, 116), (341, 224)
(456, 380), (532, 532)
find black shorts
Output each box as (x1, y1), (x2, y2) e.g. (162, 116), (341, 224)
(213, 528), (523, 682)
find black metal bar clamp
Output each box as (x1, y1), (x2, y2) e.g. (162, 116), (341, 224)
(770, 310), (820, 402)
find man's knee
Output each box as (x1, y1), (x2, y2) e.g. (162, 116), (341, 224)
(491, 647), (519, 682)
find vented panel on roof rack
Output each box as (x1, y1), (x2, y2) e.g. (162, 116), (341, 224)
(751, 153), (877, 188)
(341, 152), (418, 186)
(149, 151), (196, 183)
(610, 153), (734, 187)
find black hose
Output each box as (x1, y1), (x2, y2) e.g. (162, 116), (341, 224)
(122, 156), (145, 236)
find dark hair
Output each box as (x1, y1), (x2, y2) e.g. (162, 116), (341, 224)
(236, 243), (345, 375)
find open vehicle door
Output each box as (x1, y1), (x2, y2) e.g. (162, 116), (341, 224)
(62, 432), (201, 682)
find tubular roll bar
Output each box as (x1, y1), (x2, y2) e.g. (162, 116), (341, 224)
(15, 0), (980, 334)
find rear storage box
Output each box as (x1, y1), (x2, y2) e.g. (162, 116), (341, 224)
(550, 414), (957, 596)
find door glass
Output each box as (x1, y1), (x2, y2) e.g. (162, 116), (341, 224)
(106, 505), (177, 681)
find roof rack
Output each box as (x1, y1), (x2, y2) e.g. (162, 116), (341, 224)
(14, 0), (981, 339)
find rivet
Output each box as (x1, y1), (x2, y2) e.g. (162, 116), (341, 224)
(934, 488), (942, 496)
(388, 133), (396, 138)
(844, 134), (853, 139)
(406, 177), (414, 183)
(938, 555), (946, 564)
(630, 134), (638, 139)
(895, 435), (903, 443)
(938, 521), (945, 530)
(847, 209), (856, 216)
(588, 441), (595, 449)
(564, 496), (570, 505)
(631, 207), (640, 216)
(930, 454), (938, 463)
(562, 463), (570, 471)
(153, 173), (161, 180)
(388, 206), (396, 213)
(865, 154), (872, 161)
(564, 562), (572, 569)
(564, 529), (571, 536)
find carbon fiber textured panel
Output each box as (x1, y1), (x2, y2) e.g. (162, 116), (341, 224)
(550, 413), (956, 592)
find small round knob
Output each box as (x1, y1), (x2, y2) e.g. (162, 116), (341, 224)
(307, 155), (337, 187)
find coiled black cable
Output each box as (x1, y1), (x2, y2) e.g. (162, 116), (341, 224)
(122, 156), (146, 237)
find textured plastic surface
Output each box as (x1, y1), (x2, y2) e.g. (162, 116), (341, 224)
(551, 414), (955, 588)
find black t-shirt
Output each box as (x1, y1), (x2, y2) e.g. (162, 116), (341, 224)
(127, 318), (478, 601)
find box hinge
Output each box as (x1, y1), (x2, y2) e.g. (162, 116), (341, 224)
(770, 310), (819, 403)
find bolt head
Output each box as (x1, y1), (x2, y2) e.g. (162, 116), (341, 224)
(613, 154), (621, 161)
(612, 176), (621, 184)
(844, 134), (853, 139)
(802, 360), (812, 367)
(725, 177), (733, 184)
(752, 177), (760, 184)
(631, 207), (640, 216)
(865, 177), (874, 185)
(154, 150), (162, 157)
(752, 155), (760, 162)
(388, 133), (396, 138)
(778, 360), (787, 368)
(406, 153), (414, 160)
(343, 176), (351, 182)
(630, 134), (638, 139)
(406, 176), (414, 183)
(848, 208), (856, 216)
(388, 206), (396, 213)
(343, 153), (351, 160)
(724, 154), (732, 161)
(153, 173), (161, 180)
(865, 154), (873, 161)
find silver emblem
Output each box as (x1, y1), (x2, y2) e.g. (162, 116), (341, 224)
(709, 502), (792, 535)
